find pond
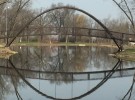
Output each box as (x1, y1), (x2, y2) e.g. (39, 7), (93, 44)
(0, 46), (135, 100)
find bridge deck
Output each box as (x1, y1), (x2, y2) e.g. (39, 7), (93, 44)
(0, 27), (135, 42)
(1, 65), (135, 81)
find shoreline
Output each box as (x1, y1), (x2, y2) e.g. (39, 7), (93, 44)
(10, 42), (117, 48)
(1, 42), (135, 61)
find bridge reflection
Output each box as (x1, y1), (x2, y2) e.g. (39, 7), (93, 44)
(7, 58), (123, 100)
(1, 46), (133, 82)
(0, 60), (135, 81)
(0, 45), (135, 99)
(0, 50), (134, 99)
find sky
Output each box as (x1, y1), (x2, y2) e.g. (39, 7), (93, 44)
(32, 0), (120, 20)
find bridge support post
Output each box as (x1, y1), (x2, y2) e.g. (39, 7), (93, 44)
(120, 33), (124, 51)
(88, 73), (90, 80)
(88, 29), (91, 43)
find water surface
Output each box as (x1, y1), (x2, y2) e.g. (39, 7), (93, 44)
(0, 46), (135, 100)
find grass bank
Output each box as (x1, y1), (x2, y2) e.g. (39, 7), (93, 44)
(0, 47), (17, 59)
(11, 42), (117, 48)
(1, 42), (135, 61)
(115, 49), (135, 61)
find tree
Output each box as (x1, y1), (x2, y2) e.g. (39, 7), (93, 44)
(43, 3), (90, 43)
(44, 3), (76, 42)
(0, 0), (34, 45)
(112, 0), (135, 33)
(0, 0), (6, 6)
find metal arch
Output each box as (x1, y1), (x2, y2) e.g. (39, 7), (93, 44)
(9, 58), (122, 100)
(6, 6), (121, 50)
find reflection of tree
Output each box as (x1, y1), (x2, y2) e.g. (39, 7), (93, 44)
(13, 47), (118, 71)
(0, 59), (27, 100)
(0, 76), (12, 100)
(10, 46), (135, 83)
(8, 69), (23, 100)
(0, 73), (24, 100)
(0, 46), (135, 99)
(11, 46), (89, 72)
(8, 57), (122, 100)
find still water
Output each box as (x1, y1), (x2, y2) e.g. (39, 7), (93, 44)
(0, 46), (135, 100)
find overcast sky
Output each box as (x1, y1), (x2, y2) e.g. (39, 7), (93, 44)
(32, 0), (120, 20)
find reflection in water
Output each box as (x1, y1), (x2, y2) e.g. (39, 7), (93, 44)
(10, 46), (119, 72)
(8, 58), (122, 100)
(122, 74), (135, 100)
(0, 53), (13, 59)
(0, 46), (135, 100)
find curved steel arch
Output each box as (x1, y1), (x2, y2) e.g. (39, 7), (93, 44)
(6, 6), (121, 50)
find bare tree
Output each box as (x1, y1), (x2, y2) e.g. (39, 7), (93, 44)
(0, 0), (33, 45)
(112, 0), (135, 32)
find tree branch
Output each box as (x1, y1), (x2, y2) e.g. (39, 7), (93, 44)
(112, 0), (134, 27)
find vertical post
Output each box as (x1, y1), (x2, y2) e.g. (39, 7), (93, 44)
(88, 29), (91, 43)
(72, 27), (76, 42)
(71, 73), (73, 81)
(121, 33), (124, 51)
(26, 26), (29, 43)
(104, 72), (106, 78)
(5, 6), (8, 45)
(120, 60), (123, 77)
(75, 27), (77, 42)
(88, 73), (90, 80)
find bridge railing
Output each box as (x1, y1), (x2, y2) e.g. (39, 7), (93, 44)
(0, 65), (135, 81)
(0, 26), (135, 43)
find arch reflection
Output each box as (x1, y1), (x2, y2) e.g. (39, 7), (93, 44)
(0, 46), (135, 100)
(8, 58), (122, 100)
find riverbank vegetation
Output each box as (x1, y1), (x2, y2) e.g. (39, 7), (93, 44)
(0, 0), (134, 45)
(116, 49), (135, 61)
(0, 0), (135, 60)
